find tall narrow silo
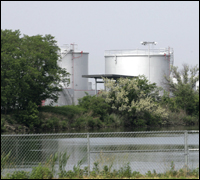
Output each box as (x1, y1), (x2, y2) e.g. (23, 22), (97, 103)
(44, 44), (95, 106)
(59, 46), (90, 105)
(60, 49), (89, 90)
(105, 47), (174, 90)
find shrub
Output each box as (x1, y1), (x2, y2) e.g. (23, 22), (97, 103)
(64, 170), (74, 178)
(73, 116), (87, 129)
(183, 115), (198, 125)
(51, 117), (59, 128)
(1, 117), (6, 132)
(45, 152), (58, 177)
(92, 161), (100, 175)
(46, 119), (54, 129)
(1, 151), (11, 173)
(145, 170), (154, 178)
(61, 120), (67, 129)
(29, 163), (53, 179)
(104, 114), (115, 126)
(132, 171), (142, 178)
(166, 109), (187, 125)
(58, 151), (70, 178)
(189, 167), (199, 177)
(101, 164), (113, 177)
(5, 115), (15, 125)
(78, 93), (110, 120)
(107, 113), (124, 127)
(122, 163), (132, 178)
(6, 170), (30, 179)
(14, 101), (40, 128)
(87, 117), (96, 128)
(71, 158), (85, 178)
(118, 163), (132, 178)
(133, 118), (146, 127)
(96, 117), (104, 128)
(39, 105), (86, 118)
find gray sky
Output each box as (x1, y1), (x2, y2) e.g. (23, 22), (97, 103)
(1, 1), (199, 89)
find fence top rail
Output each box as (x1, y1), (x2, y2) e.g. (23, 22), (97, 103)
(1, 130), (199, 137)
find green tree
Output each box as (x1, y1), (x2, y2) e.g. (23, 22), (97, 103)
(163, 64), (199, 115)
(1, 29), (70, 122)
(1, 29), (21, 114)
(100, 76), (168, 126)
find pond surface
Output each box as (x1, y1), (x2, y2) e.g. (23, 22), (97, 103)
(1, 124), (199, 135)
(46, 125), (200, 133)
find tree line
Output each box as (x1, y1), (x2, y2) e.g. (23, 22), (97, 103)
(78, 68), (199, 127)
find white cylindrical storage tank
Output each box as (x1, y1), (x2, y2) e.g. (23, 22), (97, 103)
(105, 48), (174, 89)
(60, 51), (89, 90)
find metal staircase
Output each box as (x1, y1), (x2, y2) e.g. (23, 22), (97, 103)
(62, 88), (73, 105)
(168, 47), (174, 75)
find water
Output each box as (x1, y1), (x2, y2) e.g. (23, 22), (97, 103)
(1, 130), (199, 175)
(40, 125), (200, 133)
(1, 125), (199, 135)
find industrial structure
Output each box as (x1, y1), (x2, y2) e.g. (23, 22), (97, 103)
(44, 44), (95, 106)
(104, 46), (174, 88)
(45, 42), (175, 106)
(83, 42), (174, 95)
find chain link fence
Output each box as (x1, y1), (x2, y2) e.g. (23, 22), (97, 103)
(1, 130), (199, 175)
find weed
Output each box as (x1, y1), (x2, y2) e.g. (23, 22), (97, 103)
(1, 151), (199, 179)
(46, 152), (58, 177)
(72, 157), (86, 178)
(178, 168), (187, 177)
(65, 170), (74, 179)
(145, 170), (153, 178)
(169, 161), (178, 176)
(29, 163), (53, 179)
(90, 170), (97, 177)
(1, 117), (6, 132)
(5, 170), (30, 179)
(1, 151), (11, 173)
(118, 162), (132, 178)
(132, 170), (142, 178)
(93, 161), (100, 175)
(58, 151), (70, 178)
(83, 166), (89, 176)
(190, 167), (199, 177)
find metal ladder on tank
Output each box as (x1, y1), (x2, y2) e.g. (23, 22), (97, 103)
(168, 47), (174, 67)
(62, 88), (73, 105)
(61, 49), (72, 59)
(168, 47), (174, 76)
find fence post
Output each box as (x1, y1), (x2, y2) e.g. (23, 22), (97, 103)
(184, 130), (188, 171)
(16, 138), (18, 161)
(87, 133), (90, 176)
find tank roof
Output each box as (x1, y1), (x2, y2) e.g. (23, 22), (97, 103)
(82, 74), (136, 79)
(105, 48), (173, 56)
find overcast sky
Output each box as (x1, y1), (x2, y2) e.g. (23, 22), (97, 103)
(1, 1), (199, 88)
